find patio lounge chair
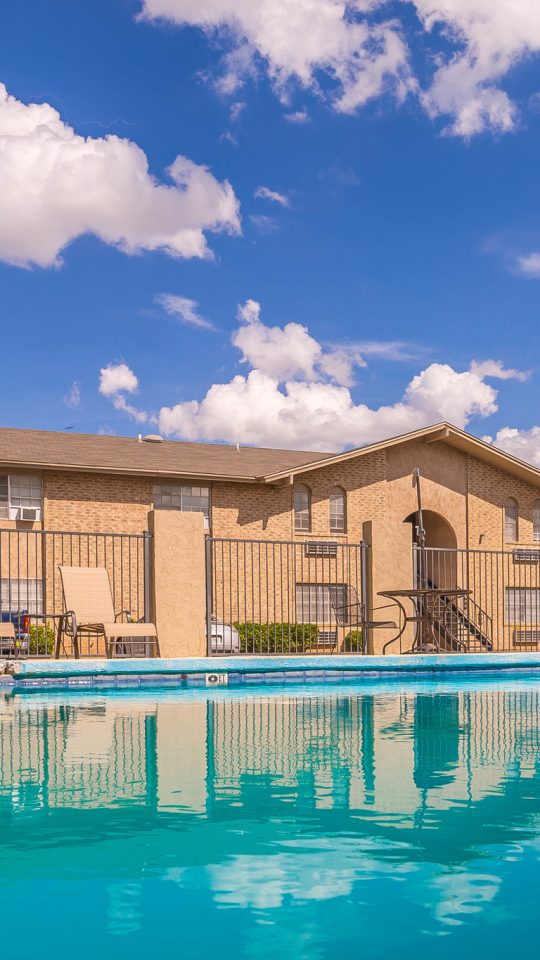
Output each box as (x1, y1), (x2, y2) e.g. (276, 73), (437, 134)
(0, 621), (17, 657)
(57, 565), (160, 659)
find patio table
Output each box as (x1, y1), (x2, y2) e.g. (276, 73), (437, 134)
(378, 587), (471, 654)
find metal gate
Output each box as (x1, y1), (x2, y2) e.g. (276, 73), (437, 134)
(413, 544), (540, 653)
(205, 537), (369, 656)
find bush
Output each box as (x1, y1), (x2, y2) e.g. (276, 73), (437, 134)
(233, 622), (318, 654)
(343, 629), (364, 653)
(29, 622), (56, 656)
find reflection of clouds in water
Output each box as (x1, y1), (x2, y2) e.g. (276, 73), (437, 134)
(209, 837), (415, 910)
(429, 871), (500, 928)
(107, 882), (143, 936)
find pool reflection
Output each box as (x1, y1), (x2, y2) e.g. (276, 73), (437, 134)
(1, 682), (540, 957)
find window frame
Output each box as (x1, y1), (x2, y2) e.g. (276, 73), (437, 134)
(152, 482), (211, 527)
(329, 486), (346, 534)
(0, 474), (43, 521)
(505, 587), (540, 625)
(295, 583), (348, 624)
(504, 497), (518, 543)
(533, 501), (540, 542)
(293, 484), (311, 533)
(0, 577), (44, 614)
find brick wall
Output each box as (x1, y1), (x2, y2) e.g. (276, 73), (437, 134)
(210, 451), (387, 542)
(466, 456), (540, 549)
(43, 472), (152, 534)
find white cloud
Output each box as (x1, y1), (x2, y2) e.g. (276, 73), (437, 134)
(254, 186), (290, 207)
(231, 299), (365, 387)
(515, 253), (540, 277)
(284, 110), (310, 124)
(150, 300), (526, 450)
(249, 214), (279, 233)
(99, 363), (139, 397)
(469, 359), (529, 382)
(0, 84), (240, 268)
(64, 381), (81, 408)
(488, 426), (540, 467)
(140, 1), (413, 116)
(156, 293), (216, 330)
(139, 0), (540, 136)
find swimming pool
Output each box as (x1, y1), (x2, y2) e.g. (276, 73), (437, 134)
(1, 676), (540, 958)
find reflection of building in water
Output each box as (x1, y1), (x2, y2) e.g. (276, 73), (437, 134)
(2, 686), (540, 818)
(0, 698), (157, 809)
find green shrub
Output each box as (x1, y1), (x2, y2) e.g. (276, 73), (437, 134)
(233, 622), (318, 654)
(343, 629), (364, 653)
(29, 622), (56, 656)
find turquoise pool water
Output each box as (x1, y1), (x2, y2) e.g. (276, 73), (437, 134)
(1, 677), (540, 958)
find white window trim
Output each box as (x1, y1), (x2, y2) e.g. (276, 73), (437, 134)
(152, 482), (211, 528)
(0, 474), (42, 521)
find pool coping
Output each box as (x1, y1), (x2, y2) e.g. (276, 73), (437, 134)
(4, 651), (540, 686)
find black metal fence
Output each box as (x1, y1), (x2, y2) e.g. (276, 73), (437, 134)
(0, 528), (151, 658)
(206, 537), (369, 655)
(413, 545), (540, 653)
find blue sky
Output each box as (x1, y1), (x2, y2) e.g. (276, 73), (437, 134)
(1, 0), (540, 457)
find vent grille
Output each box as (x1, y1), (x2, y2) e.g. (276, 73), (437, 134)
(304, 541), (338, 558)
(316, 630), (338, 645)
(514, 628), (540, 645)
(513, 549), (540, 563)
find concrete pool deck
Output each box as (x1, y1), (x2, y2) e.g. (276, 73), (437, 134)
(3, 652), (540, 688)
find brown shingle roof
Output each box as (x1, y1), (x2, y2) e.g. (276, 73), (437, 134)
(0, 427), (333, 481)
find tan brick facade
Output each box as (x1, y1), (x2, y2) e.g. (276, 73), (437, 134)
(3, 438), (540, 551)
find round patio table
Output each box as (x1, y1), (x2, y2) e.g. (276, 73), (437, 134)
(378, 587), (471, 654)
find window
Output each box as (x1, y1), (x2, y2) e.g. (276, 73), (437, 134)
(294, 484), (311, 532)
(295, 584), (348, 624)
(504, 497), (518, 542)
(153, 484), (210, 525)
(534, 502), (540, 542)
(0, 475), (42, 520)
(329, 486), (346, 534)
(505, 588), (540, 624)
(0, 578), (43, 614)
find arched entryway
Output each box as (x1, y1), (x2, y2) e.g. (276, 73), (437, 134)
(404, 510), (457, 588)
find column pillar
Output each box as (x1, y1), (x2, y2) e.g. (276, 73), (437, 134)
(362, 520), (414, 655)
(148, 510), (207, 658)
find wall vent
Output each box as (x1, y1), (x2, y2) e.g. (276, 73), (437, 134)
(305, 541), (338, 557)
(513, 549), (540, 563)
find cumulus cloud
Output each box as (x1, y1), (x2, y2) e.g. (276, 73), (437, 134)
(0, 84), (240, 268)
(99, 362), (156, 425)
(254, 186), (290, 207)
(249, 214), (280, 233)
(489, 426), (540, 468)
(156, 294), (216, 330)
(139, 0), (540, 136)
(140, 0), (413, 116)
(99, 363), (139, 397)
(515, 253), (540, 277)
(150, 300), (528, 450)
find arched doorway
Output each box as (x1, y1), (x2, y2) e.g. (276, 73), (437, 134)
(404, 510), (457, 588)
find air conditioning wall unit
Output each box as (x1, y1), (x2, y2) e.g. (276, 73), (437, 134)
(19, 507), (40, 522)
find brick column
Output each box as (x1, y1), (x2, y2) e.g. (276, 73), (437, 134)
(362, 520), (414, 655)
(148, 510), (207, 658)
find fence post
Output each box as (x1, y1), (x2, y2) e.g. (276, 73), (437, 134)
(205, 536), (213, 656)
(360, 541), (369, 655)
(143, 530), (152, 623)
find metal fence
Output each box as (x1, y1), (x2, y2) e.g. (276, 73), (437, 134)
(0, 528), (151, 658)
(206, 537), (369, 655)
(413, 545), (540, 653)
